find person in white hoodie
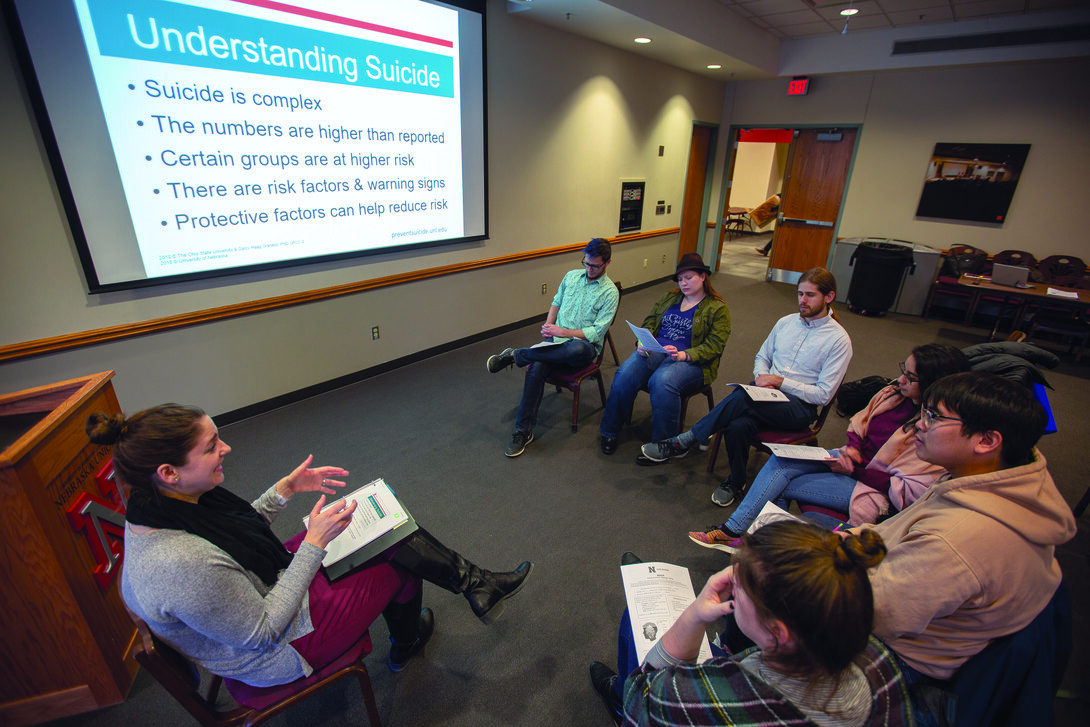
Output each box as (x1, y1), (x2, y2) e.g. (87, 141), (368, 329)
(860, 371), (1076, 682)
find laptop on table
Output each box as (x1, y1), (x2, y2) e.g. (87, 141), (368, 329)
(991, 263), (1030, 288)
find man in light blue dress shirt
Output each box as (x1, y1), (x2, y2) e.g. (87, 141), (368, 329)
(640, 268), (852, 506)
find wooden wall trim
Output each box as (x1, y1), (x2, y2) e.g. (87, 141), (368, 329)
(0, 229), (677, 364)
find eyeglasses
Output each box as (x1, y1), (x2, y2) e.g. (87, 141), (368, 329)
(898, 362), (919, 383)
(920, 406), (964, 429)
(582, 258), (605, 272)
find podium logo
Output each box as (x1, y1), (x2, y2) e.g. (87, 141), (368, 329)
(66, 457), (127, 590)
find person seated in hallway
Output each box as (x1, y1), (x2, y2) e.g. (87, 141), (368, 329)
(688, 343), (971, 552)
(639, 268), (852, 509)
(92, 404), (532, 687)
(588, 521), (911, 727)
(485, 237), (620, 457)
(859, 371), (1075, 683)
(598, 253), (730, 455)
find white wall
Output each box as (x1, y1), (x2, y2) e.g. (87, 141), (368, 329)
(720, 60), (1090, 260)
(729, 143), (776, 209)
(0, 0), (725, 414)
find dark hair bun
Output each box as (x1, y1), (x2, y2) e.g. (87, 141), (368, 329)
(837, 528), (887, 571)
(86, 412), (126, 445)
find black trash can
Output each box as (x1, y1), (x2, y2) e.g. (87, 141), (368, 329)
(847, 242), (916, 316)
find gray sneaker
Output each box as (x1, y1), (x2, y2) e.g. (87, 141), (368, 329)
(711, 481), (742, 507)
(640, 437), (692, 462)
(505, 430), (533, 457)
(487, 348), (516, 373)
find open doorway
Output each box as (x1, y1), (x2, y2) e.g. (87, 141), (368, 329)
(717, 129), (790, 278)
(716, 126), (859, 284)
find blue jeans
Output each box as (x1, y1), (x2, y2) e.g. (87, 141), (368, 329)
(690, 387), (817, 485)
(514, 339), (596, 433)
(724, 455), (855, 532)
(599, 350), (704, 441)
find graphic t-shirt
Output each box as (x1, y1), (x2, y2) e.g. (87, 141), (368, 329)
(655, 303), (695, 350)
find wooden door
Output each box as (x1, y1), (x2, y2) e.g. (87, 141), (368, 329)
(678, 124), (714, 261)
(767, 128), (857, 282)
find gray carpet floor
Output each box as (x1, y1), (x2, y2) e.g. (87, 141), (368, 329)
(47, 264), (1090, 727)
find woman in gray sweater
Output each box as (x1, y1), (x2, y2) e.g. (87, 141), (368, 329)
(89, 403), (532, 687)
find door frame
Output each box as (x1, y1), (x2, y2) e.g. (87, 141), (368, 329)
(678, 121), (719, 263)
(713, 123), (862, 281)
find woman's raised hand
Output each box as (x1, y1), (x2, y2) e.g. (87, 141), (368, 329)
(303, 495), (357, 549)
(691, 565), (738, 623)
(275, 454), (349, 499)
(660, 565), (737, 662)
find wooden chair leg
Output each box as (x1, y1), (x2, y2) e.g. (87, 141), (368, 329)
(607, 335), (619, 367)
(706, 430), (723, 474)
(595, 373), (607, 407)
(680, 386), (716, 430)
(571, 385), (581, 432)
(353, 665), (382, 727)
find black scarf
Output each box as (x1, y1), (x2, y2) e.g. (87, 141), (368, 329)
(126, 486), (292, 586)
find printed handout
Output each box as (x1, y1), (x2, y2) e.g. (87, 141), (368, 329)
(626, 321), (668, 353)
(621, 561), (713, 664)
(728, 383), (789, 402)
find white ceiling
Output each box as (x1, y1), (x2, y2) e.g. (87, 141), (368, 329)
(505, 0), (1090, 80)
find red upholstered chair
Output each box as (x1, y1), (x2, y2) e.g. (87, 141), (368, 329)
(1026, 275), (1090, 362)
(126, 607), (382, 727)
(705, 388), (839, 474)
(923, 245), (987, 322)
(1037, 255), (1086, 282)
(986, 249), (1037, 273)
(542, 329), (616, 433)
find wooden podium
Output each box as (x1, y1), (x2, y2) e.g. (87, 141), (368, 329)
(0, 371), (138, 725)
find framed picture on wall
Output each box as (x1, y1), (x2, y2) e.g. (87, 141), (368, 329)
(915, 143), (1031, 224)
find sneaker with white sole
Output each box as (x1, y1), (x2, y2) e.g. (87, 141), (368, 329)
(688, 525), (743, 553)
(711, 481), (743, 507)
(639, 437), (692, 462)
(504, 430), (533, 457)
(487, 348), (516, 373)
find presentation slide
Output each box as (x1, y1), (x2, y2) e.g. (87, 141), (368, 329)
(8, 0), (486, 291)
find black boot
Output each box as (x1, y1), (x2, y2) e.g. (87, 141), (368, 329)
(391, 527), (533, 625)
(382, 589), (434, 672)
(589, 662), (624, 725)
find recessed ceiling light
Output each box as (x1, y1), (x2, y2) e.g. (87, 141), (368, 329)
(634, 37), (652, 44)
(840, 7), (859, 15)
(707, 64), (722, 69)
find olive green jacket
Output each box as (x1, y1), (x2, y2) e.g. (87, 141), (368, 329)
(641, 292), (731, 385)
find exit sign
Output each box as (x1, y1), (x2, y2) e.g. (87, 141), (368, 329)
(788, 77), (809, 96)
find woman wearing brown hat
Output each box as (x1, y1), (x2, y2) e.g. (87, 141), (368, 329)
(598, 253), (730, 455)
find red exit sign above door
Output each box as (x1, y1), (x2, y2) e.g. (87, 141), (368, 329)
(788, 77), (809, 96)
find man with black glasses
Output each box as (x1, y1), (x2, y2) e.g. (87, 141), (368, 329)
(860, 371), (1075, 683)
(486, 238), (619, 457)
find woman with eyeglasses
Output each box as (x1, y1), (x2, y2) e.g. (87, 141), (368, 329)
(688, 343), (971, 551)
(598, 253), (730, 455)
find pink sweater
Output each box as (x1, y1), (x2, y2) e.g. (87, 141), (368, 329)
(845, 386), (945, 526)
